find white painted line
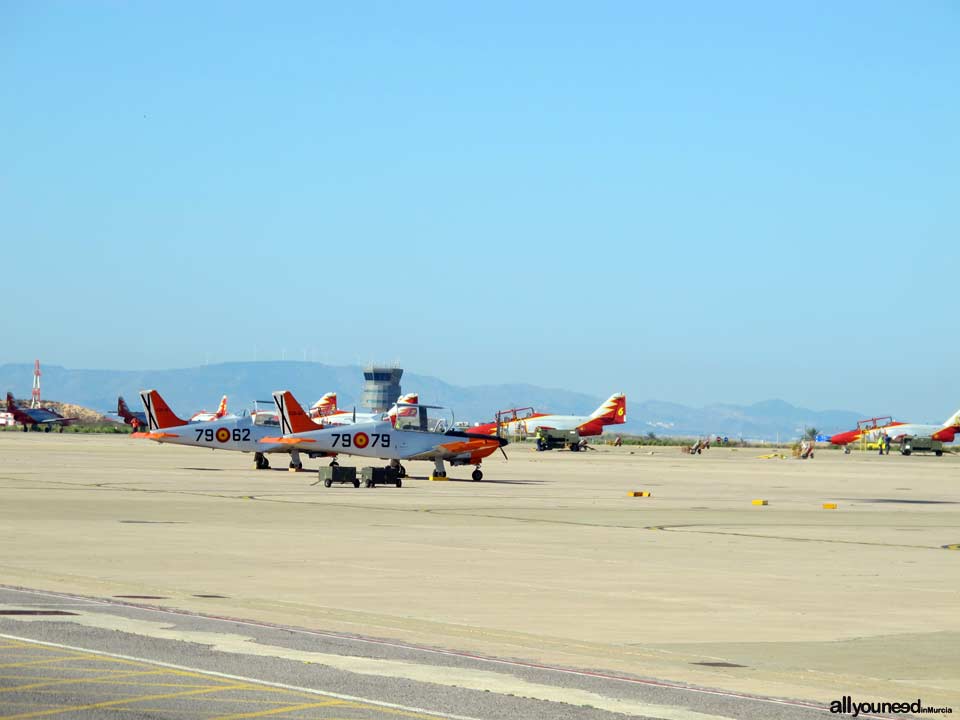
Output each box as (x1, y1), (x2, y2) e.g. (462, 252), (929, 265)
(0, 631), (484, 720)
(0, 585), (854, 717)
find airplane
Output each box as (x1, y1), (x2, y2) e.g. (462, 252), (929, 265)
(471, 393), (627, 438)
(829, 409), (960, 446)
(134, 389), (332, 470)
(189, 395), (230, 422)
(5, 392), (76, 432)
(269, 390), (508, 481)
(309, 392), (420, 426)
(116, 396), (147, 429)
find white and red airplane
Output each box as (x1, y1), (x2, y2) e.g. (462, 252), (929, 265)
(829, 408), (960, 446)
(471, 393), (626, 438)
(189, 395), (230, 422)
(271, 390), (507, 481)
(309, 392), (420, 427)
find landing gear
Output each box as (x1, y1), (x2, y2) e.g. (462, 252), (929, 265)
(430, 457), (448, 480)
(254, 452), (270, 470)
(288, 450), (303, 472)
(471, 468), (483, 481)
(329, 459), (339, 467)
(388, 459), (406, 478)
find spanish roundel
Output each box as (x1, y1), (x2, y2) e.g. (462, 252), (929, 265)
(353, 432), (369, 449)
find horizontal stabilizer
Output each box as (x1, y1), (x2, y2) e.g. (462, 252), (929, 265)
(260, 436), (316, 445)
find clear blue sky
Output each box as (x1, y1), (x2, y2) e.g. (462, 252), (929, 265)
(1, 1), (957, 420)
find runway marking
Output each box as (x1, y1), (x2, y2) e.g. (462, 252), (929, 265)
(208, 700), (348, 719)
(0, 669), (169, 693)
(0, 658), (79, 670)
(0, 683), (247, 719)
(0, 586), (861, 717)
(0, 633), (485, 720)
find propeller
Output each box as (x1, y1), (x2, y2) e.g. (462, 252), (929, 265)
(496, 410), (508, 461)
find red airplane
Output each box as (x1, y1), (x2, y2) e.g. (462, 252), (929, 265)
(471, 393), (627, 438)
(829, 410), (960, 446)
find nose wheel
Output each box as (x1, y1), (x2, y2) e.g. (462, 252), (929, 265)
(471, 468), (483, 481)
(254, 452), (270, 470)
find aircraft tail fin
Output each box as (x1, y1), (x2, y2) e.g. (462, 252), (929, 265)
(311, 392), (338, 416)
(390, 392), (420, 422)
(589, 393), (627, 424)
(140, 390), (188, 431)
(943, 409), (960, 428)
(118, 396), (131, 419)
(273, 390), (316, 434)
(215, 395), (228, 418)
(6, 392), (17, 413)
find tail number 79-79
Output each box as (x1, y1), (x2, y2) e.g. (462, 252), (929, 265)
(330, 432), (389, 449)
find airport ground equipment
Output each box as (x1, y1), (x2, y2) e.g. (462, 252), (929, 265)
(360, 466), (402, 488)
(538, 427), (582, 451)
(317, 465), (359, 488)
(900, 437), (944, 456)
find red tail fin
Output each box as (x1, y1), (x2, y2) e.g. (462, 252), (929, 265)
(118, 396), (131, 419)
(215, 395), (228, 418)
(139, 390), (188, 431)
(273, 390), (317, 434)
(6, 392), (17, 413)
(588, 393), (627, 424)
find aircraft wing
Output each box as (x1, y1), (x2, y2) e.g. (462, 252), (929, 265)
(402, 431), (508, 464)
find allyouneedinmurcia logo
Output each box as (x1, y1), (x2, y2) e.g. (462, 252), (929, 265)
(830, 696), (953, 717)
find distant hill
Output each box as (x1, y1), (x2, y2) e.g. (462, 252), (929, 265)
(0, 362), (861, 440)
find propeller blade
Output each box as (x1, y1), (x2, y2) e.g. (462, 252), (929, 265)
(499, 446), (508, 461)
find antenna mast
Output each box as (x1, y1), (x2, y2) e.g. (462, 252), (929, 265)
(31, 359), (41, 409)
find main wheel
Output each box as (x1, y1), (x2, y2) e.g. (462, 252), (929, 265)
(323, 478), (332, 488)
(936, 450), (943, 457)
(396, 478), (402, 488)
(471, 469), (483, 481)
(398, 465), (407, 478)
(353, 479), (360, 488)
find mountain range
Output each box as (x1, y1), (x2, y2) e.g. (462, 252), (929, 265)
(0, 362), (862, 440)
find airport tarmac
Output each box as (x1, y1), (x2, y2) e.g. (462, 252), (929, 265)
(0, 433), (958, 717)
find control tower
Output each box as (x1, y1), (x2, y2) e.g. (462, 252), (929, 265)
(360, 366), (403, 413)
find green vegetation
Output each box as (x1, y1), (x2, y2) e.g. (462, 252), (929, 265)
(1, 422), (131, 434)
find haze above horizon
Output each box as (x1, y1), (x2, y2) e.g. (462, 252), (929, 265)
(2, 1), (956, 420)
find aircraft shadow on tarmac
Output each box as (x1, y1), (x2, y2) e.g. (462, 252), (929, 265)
(406, 476), (547, 485)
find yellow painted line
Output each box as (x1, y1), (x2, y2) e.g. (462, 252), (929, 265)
(0, 669), (173, 694)
(0, 683), (247, 719)
(209, 700), (347, 719)
(0, 658), (81, 670)
(0, 675), (235, 689)
(0, 634), (481, 720)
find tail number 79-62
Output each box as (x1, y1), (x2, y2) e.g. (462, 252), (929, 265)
(330, 432), (389, 449)
(195, 428), (251, 443)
